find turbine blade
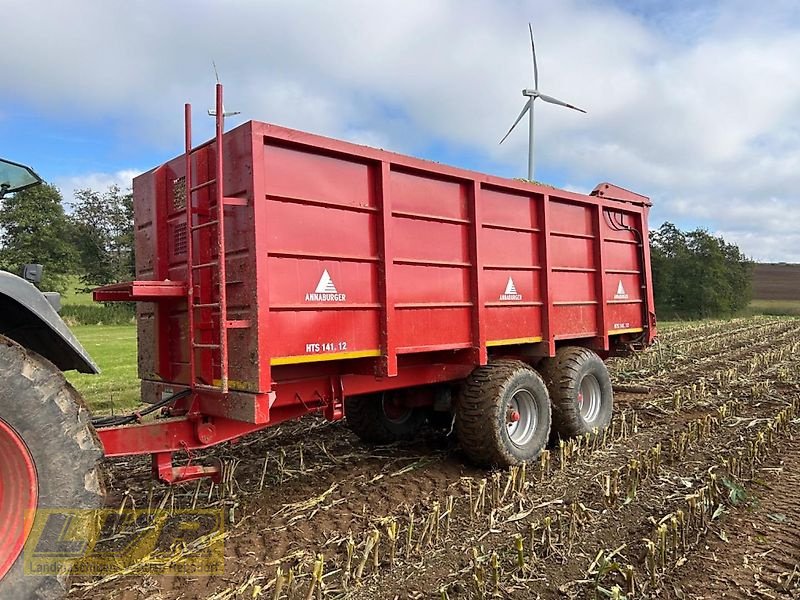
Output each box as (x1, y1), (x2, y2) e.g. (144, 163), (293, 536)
(499, 99), (533, 144)
(529, 23), (539, 90)
(538, 93), (586, 113)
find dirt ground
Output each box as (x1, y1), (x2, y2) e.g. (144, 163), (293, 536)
(66, 316), (800, 599)
(752, 263), (800, 300)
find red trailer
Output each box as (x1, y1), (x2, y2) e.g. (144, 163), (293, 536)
(92, 84), (656, 482)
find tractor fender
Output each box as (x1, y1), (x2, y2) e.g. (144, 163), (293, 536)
(0, 271), (99, 374)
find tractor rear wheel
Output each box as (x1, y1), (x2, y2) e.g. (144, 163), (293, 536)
(539, 346), (614, 440)
(345, 392), (426, 444)
(0, 335), (105, 599)
(456, 360), (551, 467)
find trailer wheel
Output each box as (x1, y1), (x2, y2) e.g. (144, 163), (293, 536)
(0, 335), (105, 599)
(456, 360), (551, 467)
(345, 392), (425, 444)
(539, 346), (613, 440)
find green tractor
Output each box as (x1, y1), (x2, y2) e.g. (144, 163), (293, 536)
(0, 158), (105, 598)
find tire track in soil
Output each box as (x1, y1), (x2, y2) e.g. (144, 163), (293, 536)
(355, 350), (800, 598)
(675, 442), (800, 599)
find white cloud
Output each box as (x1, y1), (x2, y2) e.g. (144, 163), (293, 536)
(54, 170), (138, 209)
(3, 0), (800, 260)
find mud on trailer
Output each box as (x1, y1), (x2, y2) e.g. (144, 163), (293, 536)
(0, 85), (656, 597)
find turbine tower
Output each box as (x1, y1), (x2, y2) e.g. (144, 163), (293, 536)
(500, 23), (586, 181)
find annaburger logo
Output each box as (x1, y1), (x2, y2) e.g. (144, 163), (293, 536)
(305, 269), (346, 302)
(614, 280), (629, 300)
(499, 277), (523, 301)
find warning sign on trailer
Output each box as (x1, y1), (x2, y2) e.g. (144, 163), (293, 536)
(305, 270), (346, 302)
(614, 280), (629, 300)
(499, 277), (523, 301)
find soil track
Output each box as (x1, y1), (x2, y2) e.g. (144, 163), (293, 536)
(753, 263), (800, 300)
(66, 316), (800, 599)
(678, 442), (800, 599)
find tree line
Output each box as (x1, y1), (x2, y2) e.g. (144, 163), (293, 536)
(0, 183), (134, 293)
(0, 184), (753, 320)
(650, 222), (752, 319)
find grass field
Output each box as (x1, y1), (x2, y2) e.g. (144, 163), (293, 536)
(65, 324), (139, 412)
(747, 298), (800, 316)
(61, 276), (96, 306)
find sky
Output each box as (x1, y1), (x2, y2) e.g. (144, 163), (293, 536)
(2, 0), (800, 262)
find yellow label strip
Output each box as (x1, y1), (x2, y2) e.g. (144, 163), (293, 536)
(608, 327), (644, 335)
(486, 336), (543, 347)
(271, 349), (381, 366)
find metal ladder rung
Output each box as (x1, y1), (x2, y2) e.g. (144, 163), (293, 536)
(192, 261), (217, 270)
(190, 179), (217, 192)
(192, 342), (221, 349)
(226, 319), (251, 329)
(191, 220), (218, 231)
(193, 302), (220, 309)
(223, 196), (248, 207)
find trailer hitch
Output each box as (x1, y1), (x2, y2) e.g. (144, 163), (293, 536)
(323, 376), (345, 421)
(152, 451), (221, 485)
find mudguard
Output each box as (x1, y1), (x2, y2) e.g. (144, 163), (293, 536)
(0, 271), (99, 374)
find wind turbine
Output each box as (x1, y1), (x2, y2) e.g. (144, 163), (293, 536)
(208, 61), (240, 117)
(499, 23), (586, 181)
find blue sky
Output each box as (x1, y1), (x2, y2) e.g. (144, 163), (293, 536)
(3, 0), (800, 261)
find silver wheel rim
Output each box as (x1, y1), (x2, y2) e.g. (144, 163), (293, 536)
(578, 374), (602, 423)
(506, 389), (538, 447)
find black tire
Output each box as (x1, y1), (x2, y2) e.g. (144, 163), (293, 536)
(345, 392), (426, 444)
(0, 335), (105, 600)
(539, 346), (613, 440)
(456, 360), (551, 467)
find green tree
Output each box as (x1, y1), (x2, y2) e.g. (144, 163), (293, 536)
(0, 183), (76, 292)
(70, 185), (135, 289)
(650, 222), (752, 319)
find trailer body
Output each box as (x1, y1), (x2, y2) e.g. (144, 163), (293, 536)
(95, 90), (655, 479)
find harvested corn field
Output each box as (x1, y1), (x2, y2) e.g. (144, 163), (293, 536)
(68, 315), (800, 600)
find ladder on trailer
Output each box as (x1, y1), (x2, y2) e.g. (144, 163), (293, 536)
(183, 83), (248, 394)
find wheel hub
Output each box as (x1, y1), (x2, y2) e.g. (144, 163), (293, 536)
(578, 374), (602, 423)
(0, 417), (38, 581)
(506, 389), (538, 447)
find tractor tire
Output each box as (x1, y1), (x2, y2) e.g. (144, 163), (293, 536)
(539, 346), (613, 440)
(456, 360), (551, 467)
(345, 392), (426, 444)
(0, 335), (105, 600)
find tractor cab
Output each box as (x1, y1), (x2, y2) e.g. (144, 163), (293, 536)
(0, 157), (42, 199)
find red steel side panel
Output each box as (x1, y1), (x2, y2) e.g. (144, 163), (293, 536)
(262, 142), (381, 365)
(602, 209), (646, 334)
(390, 168), (472, 353)
(479, 186), (545, 346)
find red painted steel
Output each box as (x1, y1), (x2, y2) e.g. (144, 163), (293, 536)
(94, 86), (656, 472)
(93, 279), (186, 301)
(0, 417), (38, 580)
